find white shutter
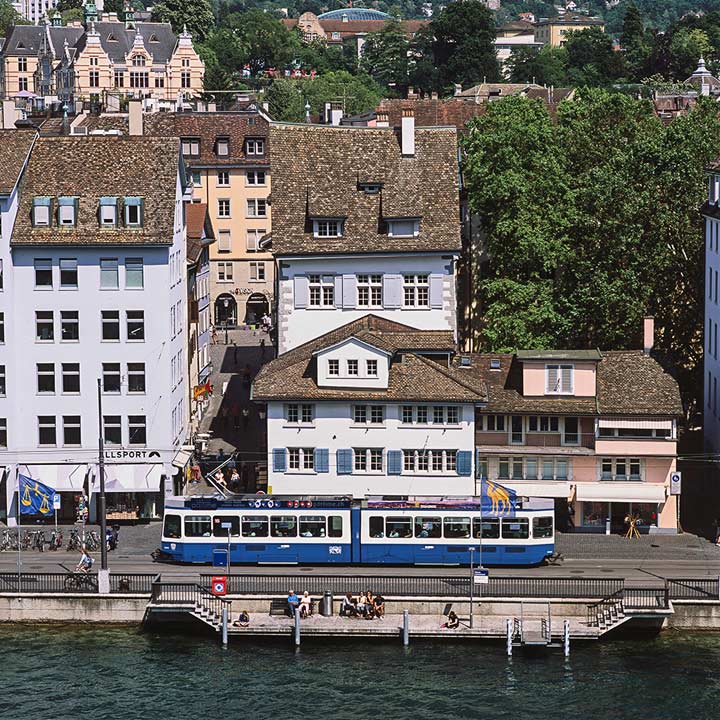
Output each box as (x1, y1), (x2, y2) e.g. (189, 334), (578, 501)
(546, 365), (559, 394)
(342, 274), (356, 308)
(560, 366), (573, 394)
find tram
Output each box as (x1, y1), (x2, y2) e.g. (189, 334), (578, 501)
(159, 496), (555, 566)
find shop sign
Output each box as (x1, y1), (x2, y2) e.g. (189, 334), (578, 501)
(103, 449), (164, 463)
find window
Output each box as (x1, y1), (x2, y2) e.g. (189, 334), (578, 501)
(246, 139), (264, 155)
(328, 359), (339, 376)
(370, 405), (384, 424)
(181, 138), (200, 156)
(18, 57), (26, 71)
(386, 517), (412, 538)
(60, 311), (79, 341)
(546, 364), (573, 394)
(35, 311), (53, 341)
(125, 258), (143, 289)
(511, 415), (523, 444)
(103, 363), (121, 393)
(130, 70), (148, 88)
(37, 363), (55, 393)
(387, 219), (419, 237)
(0, 418), (6, 448)
(366, 360), (379, 377)
(485, 415), (505, 431)
(271, 516), (297, 537)
(444, 517), (471, 539)
(32, 198), (51, 227)
(60, 258), (78, 288)
(128, 363), (146, 393)
(533, 516), (554, 539)
(102, 310), (120, 341)
(215, 138), (229, 156)
(124, 198), (143, 227)
(402, 406), (413, 424)
(213, 517), (240, 537)
(246, 199), (267, 217)
(502, 518), (529, 540)
(35, 258), (52, 287)
(0, 259), (3, 290)
(403, 449), (457, 473)
(128, 415), (147, 445)
(38, 416), (56, 446)
(299, 516), (327, 538)
(217, 262), (233, 282)
(217, 230), (232, 253)
(132, 55), (146, 66)
(313, 219), (342, 237)
(354, 448), (383, 472)
(181, 70), (191, 88)
(563, 417), (579, 445)
(528, 416), (559, 432)
(414, 517), (441, 539)
(246, 229), (266, 251)
(127, 310), (145, 341)
(246, 170), (266, 185)
(114, 70), (124, 87)
(217, 171), (230, 186)
(600, 457), (642, 481)
(190, 170), (201, 186)
(416, 406), (428, 424)
(447, 407), (459, 424)
(288, 447), (314, 471)
(218, 199), (231, 217)
(308, 274), (334, 307)
(0, 365), (4, 396)
(99, 198), (118, 227)
(347, 359), (359, 376)
(89, 70), (99, 87)
(286, 404), (313, 424)
(100, 258), (119, 288)
(357, 274), (382, 307)
(433, 406), (444, 424)
(63, 416), (81, 446)
(250, 262), (265, 281)
(241, 516), (268, 537)
(104, 415), (121, 445)
(18, 77), (28, 92)
(403, 274), (429, 307)
(473, 517), (499, 539)
(184, 515), (211, 537)
(477, 456), (489, 479)
(62, 363), (80, 393)
(353, 406), (367, 424)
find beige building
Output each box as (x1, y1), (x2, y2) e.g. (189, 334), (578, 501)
(534, 16), (605, 47)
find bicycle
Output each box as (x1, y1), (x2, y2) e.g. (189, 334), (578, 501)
(64, 572), (98, 592)
(66, 528), (83, 552)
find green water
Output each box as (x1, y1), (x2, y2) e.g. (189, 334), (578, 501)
(0, 626), (717, 720)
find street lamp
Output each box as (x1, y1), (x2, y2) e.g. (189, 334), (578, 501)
(223, 297), (229, 345)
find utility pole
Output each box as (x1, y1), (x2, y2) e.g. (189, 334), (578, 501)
(97, 379), (109, 592)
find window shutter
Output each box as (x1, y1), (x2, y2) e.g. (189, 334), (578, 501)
(456, 450), (472, 476)
(342, 274), (356, 308)
(334, 275), (343, 308)
(314, 448), (329, 473)
(429, 274), (443, 309)
(546, 365), (559, 393)
(560, 366), (573, 394)
(294, 276), (309, 309)
(387, 450), (402, 475)
(272, 448), (287, 472)
(337, 448), (352, 475)
(382, 274), (402, 309)
(475, 449), (484, 478)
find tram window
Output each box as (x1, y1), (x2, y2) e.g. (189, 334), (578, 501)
(328, 516), (343, 537)
(213, 516), (240, 537)
(300, 515), (326, 538)
(184, 515), (211, 537)
(473, 518), (499, 539)
(414, 516), (442, 539)
(533, 516), (554, 539)
(163, 514), (181, 539)
(270, 515), (297, 537)
(386, 517), (412, 539)
(241, 515), (269, 537)
(502, 518), (529, 540)
(369, 516), (384, 538)
(443, 517), (471, 538)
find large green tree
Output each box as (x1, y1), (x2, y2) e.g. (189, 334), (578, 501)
(360, 19), (411, 92)
(506, 45), (569, 86)
(151, 0), (215, 41)
(0, 0), (26, 33)
(563, 27), (625, 85)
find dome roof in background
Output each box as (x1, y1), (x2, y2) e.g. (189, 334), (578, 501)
(318, 8), (392, 21)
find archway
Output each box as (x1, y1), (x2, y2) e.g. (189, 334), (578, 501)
(244, 293), (270, 325)
(215, 293), (237, 327)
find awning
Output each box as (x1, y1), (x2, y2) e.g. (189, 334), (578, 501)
(92, 465), (164, 493)
(172, 449), (193, 469)
(576, 482), (666, 503)
(503, 480), (571, 498)
(598, 418), (673, 430)
(22, 465), (87, 491)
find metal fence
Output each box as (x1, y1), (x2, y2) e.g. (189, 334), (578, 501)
(0, 572), (79, 593)
(151, 580), (230, 619)
(624, 587), (670, 610)
(0, 572), (159, 594)
(667, 577), (720, 600)
(109, 573), (159, 594)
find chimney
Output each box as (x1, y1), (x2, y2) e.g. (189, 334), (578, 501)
(431, 91), (438, 100)
(401, 108), (415, 156)
(2, 100), (16, 130)
(376, 112), (389, 127)
(643, 316), (654, 354)
(329, 101), (343, 126)
(407, 86), (416, 99)
(454, 83), (462, 96)
(208, 102), (217, 113)
(128, 100), (143, 136)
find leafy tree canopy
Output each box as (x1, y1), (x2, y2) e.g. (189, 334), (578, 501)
(151, 0), (215, 41)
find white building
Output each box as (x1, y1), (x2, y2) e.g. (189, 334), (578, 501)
(268, 117), (461, 354)
(12, 0), (58, 24)
(704, 166), (720, 453)
(0, 132), (190, 523)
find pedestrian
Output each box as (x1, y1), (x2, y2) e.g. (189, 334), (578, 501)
(211, 324), (218, 345)
(243, 363), (252, 388)
(231, 401), (241, 429)
(230, 468), (240, 492)
(233, 342), (239, 365)
(242, 407), (250, 429)
(220, 405), (229, 428)
(259, 337), (266, 358)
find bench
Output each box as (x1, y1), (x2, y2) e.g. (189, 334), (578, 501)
(269, 598), (316, 616)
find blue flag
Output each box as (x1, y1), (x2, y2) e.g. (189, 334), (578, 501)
(480, 479), (517, 517)
(19, 475), (55, 516)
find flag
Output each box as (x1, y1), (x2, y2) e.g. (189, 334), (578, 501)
(19, 474), (55, 516)
(480, 479), (517, 517)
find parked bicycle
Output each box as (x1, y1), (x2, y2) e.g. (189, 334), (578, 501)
(0, 529), (18, 552)
(48, 529), (63, 551)
(66, 528), (83, 552)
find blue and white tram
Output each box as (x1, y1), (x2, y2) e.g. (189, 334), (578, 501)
(159, 496), (554, 566)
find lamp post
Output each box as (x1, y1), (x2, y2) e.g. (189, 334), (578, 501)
(469, 545), (475, 629)
(223, 297), (229, 345)
(96, 379), (109, 592)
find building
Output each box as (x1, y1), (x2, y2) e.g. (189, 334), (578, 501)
(268, 116), (461, 354)
(533, 16), (605, 47)
(0, 15), (204, 107)
(0, 132), (190, 523)
(12, 0), (58, 25)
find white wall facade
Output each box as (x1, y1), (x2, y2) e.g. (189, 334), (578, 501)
(266, 400), (475, 497)
(276, 253), (458, 353)
(705, 184), (720, 453)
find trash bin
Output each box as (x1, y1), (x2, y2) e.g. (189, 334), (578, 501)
(321, 590), (333, 616)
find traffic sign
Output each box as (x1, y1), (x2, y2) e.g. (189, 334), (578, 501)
(473, 568), (489, 585)
(670, 471), (682, 495)
(52, 494), (61, 510)
(211, 576), (227, 596)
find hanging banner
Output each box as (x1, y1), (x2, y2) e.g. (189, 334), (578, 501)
(480, 480), (517, 517)
(19, 474), (55, 516)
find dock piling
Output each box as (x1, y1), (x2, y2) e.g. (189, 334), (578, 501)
(294, 607), (301, 647)
(402, 610), (409, 646)
(506, 618), (512, 656)
(563, 619), (570, 658)
(221, 605), (228, 648)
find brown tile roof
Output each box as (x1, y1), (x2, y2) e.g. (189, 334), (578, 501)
(79, 115), (129, 133)
(0, 130), (35, 195)
(11, 136), (180, 246)
(253, 314), (486, 402)
(524, 87), (575, 104)
(375, 98), (487, 132)
(269, 123), (461, 256)
(456, 83), (542, 99)
(186, 202), (213, 264)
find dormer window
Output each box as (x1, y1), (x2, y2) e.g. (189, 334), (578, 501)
(107, 33), (118, 42)
(132, 55), (146, 66)
(359, 182), (382, 195)
(99, 197), (118, 227)
(149, 34), (159, 43)
(313, 219), (343, 238)
(215, 137), (229, 156)
(181, 137), (200, 156)
(32, 197), (52, 227)
(123, 197), (143, 228)
(246, 138), (264, 155)
(387, 219), (419, 237)
(328, 359), (339, 376)
(546, 364), (573, 395)
(57, 197), (77, 227)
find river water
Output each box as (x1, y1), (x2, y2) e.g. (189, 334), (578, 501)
(0, 625), (717, 719)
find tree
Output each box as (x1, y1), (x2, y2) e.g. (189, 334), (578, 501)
(430, 0), (500, 90)
(360, 19), (411, 93)
(0, 0), (26, 33)
(564, 27), (625, 85)
(264, 77), (305, 120)
(620, 2), (652, 80)
(669, 27), (712, 79)
(55, 0), (82, 12)
(506, 45), (569, 86)
(151, 0), (215, 41)
(294, 37), (350, 75)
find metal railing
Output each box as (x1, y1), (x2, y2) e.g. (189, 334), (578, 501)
(109, 573), (159, 594)
(586, 590), (624, 628)
(667, 577), (720, 600)
(150, 579), (230, 624)
(624, 587), (670, 610)
(0, 572), (87, 593)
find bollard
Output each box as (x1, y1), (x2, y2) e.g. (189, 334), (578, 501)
(506, 618), (512, 656)
(563, 619), (570, 658)
(294, 607), (301, 647)
(403, 610), (409, 646)
(222, 605), (228, 648)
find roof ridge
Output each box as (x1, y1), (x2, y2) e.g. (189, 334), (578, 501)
(411, 353), (486, 399)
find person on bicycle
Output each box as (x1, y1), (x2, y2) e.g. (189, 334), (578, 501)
(75, 549), (94, 574)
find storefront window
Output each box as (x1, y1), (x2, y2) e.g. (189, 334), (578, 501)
(525, 457), (538, 479)
(582, 502), (608, 527)
(632, 503), (658, 527)
(498, 458), (509, 479)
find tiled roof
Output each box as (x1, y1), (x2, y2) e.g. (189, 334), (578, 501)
(516, 349), (602, 361)
(1, 25), (84, 56)
(374, 98), (487, 132)
(0, 130), (35, 195)
(11, 136), (180, 246)
(268, 123), (461, 255)
(79, 115), (129, 133)
(524, 87), (575, 104)
(456, 82), (542, 99)
(253, 315), (485, 402)
(186, 202), (213, 264)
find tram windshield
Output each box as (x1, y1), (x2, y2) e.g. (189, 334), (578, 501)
(164, 514), (181, 539)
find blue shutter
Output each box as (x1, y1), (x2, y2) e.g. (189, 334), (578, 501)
(294, 276), (309, 309)
(382, 274), (402, 308)
(342, 274), (357, 308)
(456, 450), (472, 476)
(429, 274), (444, 309)
(272, 448), (287, 473)
(337, 449), (352, 475)
(315, 448), (329, 473)
(387, 450), (402, 475)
